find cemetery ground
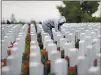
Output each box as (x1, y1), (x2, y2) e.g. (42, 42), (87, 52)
(1, 23), (101, 75)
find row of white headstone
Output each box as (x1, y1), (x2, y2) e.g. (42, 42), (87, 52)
(1, 24), (29, 75)
(52, 23), (101, 75)
(1, 23), (101, 75)
(30, 24), (43, 75)
(29, 23), (101, 75)
(1, 24), (22, 59)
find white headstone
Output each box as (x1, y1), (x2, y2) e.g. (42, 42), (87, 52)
(31, 34), (37, 41)
(45, 39), (53, 51)
(49, 50), (61, 61)
(2, 40), (8, 59)
(85, 30), (91, 37)
(97, 35), (101, 50)
(47, 43), (57, 59)
(88, 67), (100, 75)
(60, 38), (67, 51)
(96, 53), (101, 68)
(85, 36), (92, 47)
(63, 43), (73, 57)
(69, 48), (78, 67)
(86, 46), (96, 68)
(6, 56), (17, 75)
(56, 34), (63, 47)
(91, 32), (97, 40)
(13, 42), (19, 47)
(92, 39), (100, 53)
(2, 66), (10, 75)
(54, 58), (68, 75)
(68, 33), (75, 47)
(11, 47), (19, 55)
(80, 33), (85, 40)
(43, 36), (51, 49)
(30, 45), (40, 53)
(41, 32), (49, 43)
(30, 52), (41, 62)
(50, 50), (61, 73)
(30, 41), (38, 45)
(30, 62), (44, 75)
(79, 40), (85, 56)
(77, 56), (89, 75)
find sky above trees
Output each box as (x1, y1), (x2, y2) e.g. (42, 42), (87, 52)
(2, 1), (101, 22)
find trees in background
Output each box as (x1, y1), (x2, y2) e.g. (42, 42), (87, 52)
(57, 1), (101, 22)
(7, 20), (11, 24)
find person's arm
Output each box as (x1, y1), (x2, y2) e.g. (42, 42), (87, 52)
(56, 16), (66, 31)
(47, 29), (53, 39)
(54, 20), (59, 32)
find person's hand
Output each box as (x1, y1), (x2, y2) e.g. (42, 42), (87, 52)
(53, 41), (57, 44)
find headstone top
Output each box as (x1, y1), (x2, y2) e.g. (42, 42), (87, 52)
(2, 66), (10, 71)
(87, 45), (92, 49)
(30, 62), (40, 67)
(96, 53), (101, 57)
(78, 56), (86, 60)
(64, 43), (73, 48)
(31, 41), (38, 44)
(30, 53), (37, 56)
(4, 36), (8, 39)
(55, 58), (66, 64)
(88, 66), (100, 73)
(70, 48), (77, 52)
(7, 55), (14, 59)
(11, 47), (17, 50)
(31, 45), (39, 49)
